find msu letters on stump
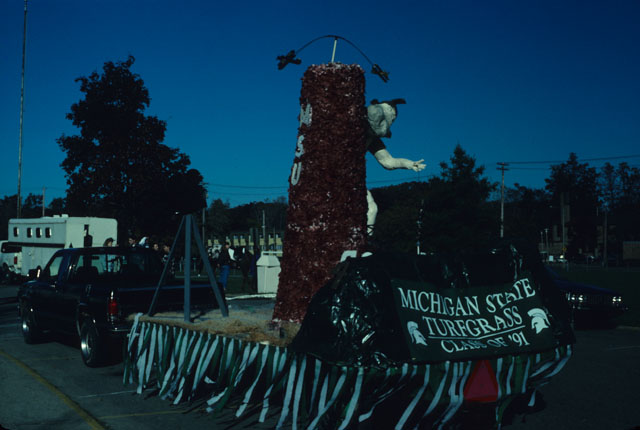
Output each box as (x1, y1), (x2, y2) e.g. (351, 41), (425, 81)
(273, 64), (368, 322)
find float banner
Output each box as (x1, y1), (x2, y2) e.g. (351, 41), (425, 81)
(392, 276), (557, 361)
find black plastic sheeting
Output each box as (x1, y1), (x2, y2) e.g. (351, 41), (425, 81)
(290, 239), (575, 368)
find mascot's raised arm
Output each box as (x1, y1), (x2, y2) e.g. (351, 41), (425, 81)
(365, 98), (426, 232)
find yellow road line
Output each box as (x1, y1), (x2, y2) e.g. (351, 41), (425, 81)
(0, 348), (106, 430)
(29, 355), (76, 361)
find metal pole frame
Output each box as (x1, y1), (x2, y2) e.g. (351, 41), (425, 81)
(147, 214), (228, 321)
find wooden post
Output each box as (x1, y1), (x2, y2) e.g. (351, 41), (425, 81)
(273, 64), (368, 322)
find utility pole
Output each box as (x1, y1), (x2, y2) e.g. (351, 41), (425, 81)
(560, 192), (567, 257)
(42, 186), (45, 217)
(262, 210), (267, 251)
(603, 209), (608, 267)
(497, 162), (509, 238)
(202, 191), (207, 245)
(17, 0), (28, 218)
(544, 228), (549, 254)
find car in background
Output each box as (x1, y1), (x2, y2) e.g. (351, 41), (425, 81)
(18, 246), (225, 366)
(0, 240), (22, 283)
(545, 265), (626, 325)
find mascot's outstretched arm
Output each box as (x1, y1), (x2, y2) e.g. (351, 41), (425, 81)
(373, 148), (425, 172)
(366, 98), (426, 230)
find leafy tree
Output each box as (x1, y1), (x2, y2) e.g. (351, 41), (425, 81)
(503, 184), (553, 244)
(57, 56), (205, 240)
(227, 199), (289, 238)
(370, 181), (430, 252)
(205, 198), (231, 242)
(21, 193), (44, 218)
(0, 194), (68, 239)
(200, 197), (289, 249)
(545, 153), (598, 258)
(617, 163), (640, 208)
(371, 145), (498, 254)
(418, 145), (498, 254)
(599, 162), (618, 212)
(0, 195), (17, 240)
(612, 162), (640, 242)
(47, 197), (67, 216)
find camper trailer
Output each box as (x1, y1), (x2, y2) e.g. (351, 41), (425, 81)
(7, 216), (117, 277)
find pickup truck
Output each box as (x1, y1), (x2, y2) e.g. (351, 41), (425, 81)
(0, 240), (22, 283)
(17, 246), (224, 367)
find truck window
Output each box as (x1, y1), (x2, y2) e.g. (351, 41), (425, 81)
(1, 242), (21, 253)
(41, 255), (65, 282)
(115, 252), (162, 283)
(71, 254), (106, 283)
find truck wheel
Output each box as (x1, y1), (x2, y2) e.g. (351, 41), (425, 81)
(21, 307), (44, 344)
(80, 321), (105, 367)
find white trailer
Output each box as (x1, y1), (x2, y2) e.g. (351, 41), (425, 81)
(8, 215), (117, 276)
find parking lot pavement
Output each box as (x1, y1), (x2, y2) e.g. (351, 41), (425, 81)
(0, 284), (18, 303)
(0, 347), (105, 430)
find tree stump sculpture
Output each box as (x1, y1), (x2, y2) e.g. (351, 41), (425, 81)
(273, 64), (368, 322)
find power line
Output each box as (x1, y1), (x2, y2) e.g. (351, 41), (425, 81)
(210, 190), (287, 197)
(208, 183), (286, 190)
(502, 154), (640, 165)
(208, 175), (430, 192)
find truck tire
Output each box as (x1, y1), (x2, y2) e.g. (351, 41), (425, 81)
(21, 307), (44, 344)
(80, 320), (106, 367)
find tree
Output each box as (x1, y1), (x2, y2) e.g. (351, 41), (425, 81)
(205, 198), (231, 242)
(370, 145), (498, 254)
(47, 197), (67, 216)
(21, 193), (44, 218)
(599, 162), (618, 212)
(419, 145), (498, 254)
(503, 184), (553, 244)
(57, 56), (205, 240)
(600, 163), (640, 247)
(0, 194), (68, 239)
(370, 181), (430, 252)
(545, 153), (598, 258)
(0, 195), (17, 240)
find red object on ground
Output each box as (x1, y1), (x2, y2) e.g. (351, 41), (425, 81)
(273, 64), (368, 323)
(463, 359), (499, 403)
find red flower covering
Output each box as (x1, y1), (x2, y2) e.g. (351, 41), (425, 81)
(273, 64), (368, 322)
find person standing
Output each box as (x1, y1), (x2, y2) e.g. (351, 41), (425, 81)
(218, 242), (232, 290)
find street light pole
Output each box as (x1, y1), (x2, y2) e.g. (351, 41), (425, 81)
(17, 0), (28, 218)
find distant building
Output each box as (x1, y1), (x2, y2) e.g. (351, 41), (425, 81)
(209, 229), (284, 256)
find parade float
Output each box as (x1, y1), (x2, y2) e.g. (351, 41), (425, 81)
(123, 36), (574, 429)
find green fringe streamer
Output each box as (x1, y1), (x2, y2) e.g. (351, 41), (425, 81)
(123, 318), (571, 429)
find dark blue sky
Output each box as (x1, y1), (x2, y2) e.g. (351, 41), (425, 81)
(2, 0), (639, 208)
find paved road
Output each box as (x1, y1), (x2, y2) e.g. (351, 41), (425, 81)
(0, 287), (276, 430)
(1, 284), (639, 429)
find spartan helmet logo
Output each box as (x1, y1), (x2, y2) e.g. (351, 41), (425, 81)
(528, 308), (551, 334)
(407, 321), (428, 346)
